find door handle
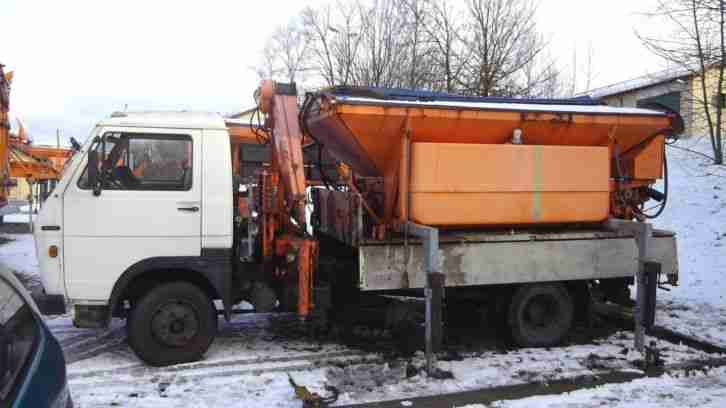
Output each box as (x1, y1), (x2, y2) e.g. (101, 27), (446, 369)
(178, 206), (199, 212)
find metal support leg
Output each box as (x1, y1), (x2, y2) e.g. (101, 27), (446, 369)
(606, 219), (652, 352)
(406, 222), (444, 375)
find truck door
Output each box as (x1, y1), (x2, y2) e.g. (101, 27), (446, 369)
(62, 128), (202, 301)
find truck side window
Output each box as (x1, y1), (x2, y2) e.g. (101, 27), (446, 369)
(78, 133), (193, 191)
(0, 278), (38, 401)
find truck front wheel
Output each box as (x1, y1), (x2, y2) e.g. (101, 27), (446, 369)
(127, 282), (217, 366)
(507, 283), (574, 348)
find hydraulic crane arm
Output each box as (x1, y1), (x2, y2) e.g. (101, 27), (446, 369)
(256, 80), (317, 319)
(258, 81), (308, 231)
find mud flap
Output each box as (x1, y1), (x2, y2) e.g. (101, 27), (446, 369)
(428, 272), (445, 352)
(643, 261), (660, 329)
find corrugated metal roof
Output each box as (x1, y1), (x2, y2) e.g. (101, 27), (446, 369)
(585, 68), (692, 99)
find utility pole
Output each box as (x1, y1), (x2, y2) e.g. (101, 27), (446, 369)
(56, 129), (60, 148)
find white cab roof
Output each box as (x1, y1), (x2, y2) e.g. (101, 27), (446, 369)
(97, 111), (228, 130)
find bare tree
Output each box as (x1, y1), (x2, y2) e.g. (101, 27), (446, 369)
(256, 18), (311, 83)
(460, 0), (548, 96)
(520, 53), (564, 98)
(258, 0), (565, 99)
(564, 42), (598, 96)
(401, 0), (427, 88)
(351, 0), (408, 87)
(301, 5), (338, 86)
(582, 42), (597, 93)
(300, 1), (366, 87)
(411, 0), (471, 92)
(639, 0), (724, 164)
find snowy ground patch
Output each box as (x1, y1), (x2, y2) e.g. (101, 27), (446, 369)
(475, 366), (726, 408)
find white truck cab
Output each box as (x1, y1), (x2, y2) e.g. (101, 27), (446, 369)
(34, 111), (234, 365)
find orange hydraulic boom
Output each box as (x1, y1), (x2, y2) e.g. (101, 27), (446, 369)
(254, 81), (318, 319)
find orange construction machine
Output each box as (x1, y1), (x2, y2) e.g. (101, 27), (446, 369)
(1, 64), (73, 221)
(7, 119), (72, 181)
(0, 64), (11, 211)
(234, 84), (680, 365)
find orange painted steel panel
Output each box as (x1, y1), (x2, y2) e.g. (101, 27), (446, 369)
(406, 143), (610, 226)
(305, 98), (672, 226)
(226, 123), (259, 146)
(307, 104), (671, 178)
(630, 135), (664, 180)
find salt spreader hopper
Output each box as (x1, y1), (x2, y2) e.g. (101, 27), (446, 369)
(303, 87), (679, 229)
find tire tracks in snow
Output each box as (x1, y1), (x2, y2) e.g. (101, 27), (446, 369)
(49, 317), (270, 365)
(67, 350), (382, 393)
(62, 326), (128, 364)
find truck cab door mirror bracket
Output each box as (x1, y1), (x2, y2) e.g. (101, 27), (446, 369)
(87, 136), (103, 196)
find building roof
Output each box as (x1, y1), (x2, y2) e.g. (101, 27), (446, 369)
(226, 107), (258, 120)
(98, 111), (228, 130)
(585, 68), (691, 99)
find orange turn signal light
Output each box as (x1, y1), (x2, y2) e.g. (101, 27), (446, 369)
(49, 245), (59, 258)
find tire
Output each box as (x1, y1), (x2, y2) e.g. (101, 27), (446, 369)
(600, 278), (632, 306)
(507, 283), (574, 348)
(127, 282), (217, 366)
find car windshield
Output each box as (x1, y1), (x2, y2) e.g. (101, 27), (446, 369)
(0, 277), (38, 400)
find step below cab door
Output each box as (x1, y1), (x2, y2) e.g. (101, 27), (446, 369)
(63, 128), (202, 301)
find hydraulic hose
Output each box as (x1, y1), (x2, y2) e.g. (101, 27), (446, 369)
(635, 142), (668, 219)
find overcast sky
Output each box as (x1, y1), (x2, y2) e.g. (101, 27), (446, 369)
(3, 0), (666, 145)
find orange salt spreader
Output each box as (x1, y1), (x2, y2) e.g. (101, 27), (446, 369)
(302, 88), (681, 230)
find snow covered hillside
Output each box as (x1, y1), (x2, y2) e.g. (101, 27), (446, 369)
(653, 138), (726, 349)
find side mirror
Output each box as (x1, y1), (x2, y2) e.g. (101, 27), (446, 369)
(70, 137), (82, 151)
(87, 150), (101, 196)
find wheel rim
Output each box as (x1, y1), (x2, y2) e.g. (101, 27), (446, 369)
(150, 300), (200, 347)
(522, 294), (561, 331)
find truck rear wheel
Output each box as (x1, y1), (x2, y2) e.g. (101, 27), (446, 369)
(127, 282), (217, 366)
(507, 283), (573, 348)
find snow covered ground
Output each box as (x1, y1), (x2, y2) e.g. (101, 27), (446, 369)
(1, 137), (725, 407)
(653, 137), (726, 349)
(464, 367), (726, 408)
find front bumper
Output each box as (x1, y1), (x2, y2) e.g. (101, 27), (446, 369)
(32, 292), (67, 316)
